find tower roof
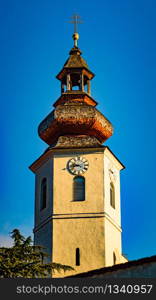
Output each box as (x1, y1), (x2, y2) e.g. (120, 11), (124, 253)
(56, 46), (94, 81)
(64, 47), (87, 68)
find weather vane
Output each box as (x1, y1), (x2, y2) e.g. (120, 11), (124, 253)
(69, 14), (83, 47)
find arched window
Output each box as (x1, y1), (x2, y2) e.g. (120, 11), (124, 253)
(110, 182), (115, 208)
(40, 178), (47, 210)
(76, 248), (80, 266)
(73, 176), (85, 201)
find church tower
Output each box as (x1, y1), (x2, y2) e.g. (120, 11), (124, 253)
(30, 25), (127, 277)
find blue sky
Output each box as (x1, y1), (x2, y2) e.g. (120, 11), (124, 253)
(0, 0), (156, 261)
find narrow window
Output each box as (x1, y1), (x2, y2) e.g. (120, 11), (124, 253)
(40, 178), (47, 210)
(110, 182), (115, 208)
(76, 248), (80, 266)
(73, 176), (85, 201)
(113, 252), (117, 265)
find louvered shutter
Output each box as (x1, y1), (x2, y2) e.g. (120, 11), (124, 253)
(73, 176), (85, 201)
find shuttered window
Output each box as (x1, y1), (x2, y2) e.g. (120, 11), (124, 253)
(73, 176), (85, 201)
(40, 178), (47, 210)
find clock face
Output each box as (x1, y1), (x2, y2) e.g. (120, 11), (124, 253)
(68, 156), (89, 175)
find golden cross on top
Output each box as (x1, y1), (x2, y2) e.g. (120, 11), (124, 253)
(69, 14), (83, 33)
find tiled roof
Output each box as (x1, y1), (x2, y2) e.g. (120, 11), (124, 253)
(68, 255), (156, 277)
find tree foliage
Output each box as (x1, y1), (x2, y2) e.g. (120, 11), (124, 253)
(0, 229), (74, 278)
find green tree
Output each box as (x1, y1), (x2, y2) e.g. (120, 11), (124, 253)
(0, 229), (74, 278)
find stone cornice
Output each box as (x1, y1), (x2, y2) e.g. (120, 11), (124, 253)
(29, 146), (124, 173)
(33, 211), (122, 234)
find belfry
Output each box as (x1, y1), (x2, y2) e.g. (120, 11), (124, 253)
(30, 21), (127, 277)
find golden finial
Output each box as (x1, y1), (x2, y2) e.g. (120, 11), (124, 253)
(69, 14), (83, 47)
(72, 32), (79, 47)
